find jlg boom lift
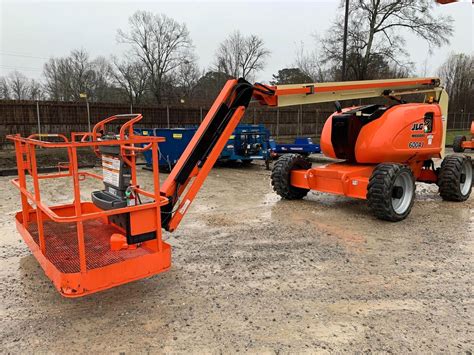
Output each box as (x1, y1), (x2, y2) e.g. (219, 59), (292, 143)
(8, 77), (472, 297)
(453, 121), (474, 152)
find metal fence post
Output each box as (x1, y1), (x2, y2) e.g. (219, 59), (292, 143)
(166, 106), (170, 128)
(253, 108), (256, 124)
(316, 109), (319, 138)
(299, 105), (303, 137)
(200, 107), (203, 123)
(86, 98), (91, 134)
(130, 103), (133, 114)
(453, 112), (456, 130)
(276, 108), (280, 140)
(36, 101), (41, 140)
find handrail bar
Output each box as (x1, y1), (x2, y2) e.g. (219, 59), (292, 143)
(11, 178), (169, 223)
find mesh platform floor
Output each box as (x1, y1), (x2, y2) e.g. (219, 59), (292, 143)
(27, 219), (154, 273)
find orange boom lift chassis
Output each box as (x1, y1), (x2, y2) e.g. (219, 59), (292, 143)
(453, 121), (474, 152)
(8, 77), (472, 297)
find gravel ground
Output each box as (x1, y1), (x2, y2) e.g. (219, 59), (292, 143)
(0, 150), (472, 353)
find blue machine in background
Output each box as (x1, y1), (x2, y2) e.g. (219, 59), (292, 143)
(270, 137), (321, 157)
(135, 128), (197, 171)
(220, 124), (272, 169)
(135, 124), (272, 171)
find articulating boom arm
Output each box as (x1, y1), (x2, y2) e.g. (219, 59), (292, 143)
(160, 76), (447, 232)
(160, 78), (254, 231)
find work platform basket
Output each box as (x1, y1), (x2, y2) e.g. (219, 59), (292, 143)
(7, 114), (171, 297)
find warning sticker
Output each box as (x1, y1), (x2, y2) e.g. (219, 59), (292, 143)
(173, 133), (183, 139)
(179, 199), (191, 215)
(102, 155), (121, 187)
(102, 155), (120, 170)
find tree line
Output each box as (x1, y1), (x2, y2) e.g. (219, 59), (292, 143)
(0, 1), (472, 113)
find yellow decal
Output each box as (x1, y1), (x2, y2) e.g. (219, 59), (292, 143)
(173, 133), (183, 139)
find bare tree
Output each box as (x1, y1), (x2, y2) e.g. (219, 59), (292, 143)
(437, 53), (474, 113)
(1, 73), (44, 100)
(321, 0), (454, 80)
(43, 50), (92, 101)
(111, 56), (150, 104)
(173, 53), (202, 101)
(67, 49), (97, 100)
(117, 11), (193, 104)
(43, 49), (116, 101)
(0, 73), (43, 100)
(214, 31), (270, 80)
(29, 79), (43, 100)
(8, 71), (30, 100)
(43, 57), (65, 100)
(294, 43), (329, 82)
(0, 77), (10, 99)
(90, 56), (115, 102)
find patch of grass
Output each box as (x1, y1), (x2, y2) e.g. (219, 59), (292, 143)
(446, 130), (470, 145)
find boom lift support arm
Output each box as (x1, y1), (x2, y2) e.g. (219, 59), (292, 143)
(160, 77), (447, 232)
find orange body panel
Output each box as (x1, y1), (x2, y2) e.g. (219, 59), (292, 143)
(462, 141), (474, 149)
(321, 103), (443, 163)
(130, 208), (158, 236)
(296, 103), (443, 199)
(290, 159), (435, 200)
(461, 119), (473, 149)
(291, 163), (373, 199)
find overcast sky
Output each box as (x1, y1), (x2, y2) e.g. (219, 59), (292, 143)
(1, 0), (473, 82)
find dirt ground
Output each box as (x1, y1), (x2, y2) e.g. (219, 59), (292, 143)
(0, 150), (472, 353)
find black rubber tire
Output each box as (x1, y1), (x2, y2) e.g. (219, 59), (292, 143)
(438, 154), (472, 202)
(452, 136), (466, 153)
(367, 163), (416, 222)
(271, 154), (311, 200)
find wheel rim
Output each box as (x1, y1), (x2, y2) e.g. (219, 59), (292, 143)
(391, 171), (413, 214)
(460, 160), (473, 196)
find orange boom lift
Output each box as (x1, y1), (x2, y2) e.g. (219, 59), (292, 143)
(453, 121), (474, 152)
(7, 77), (472, 297)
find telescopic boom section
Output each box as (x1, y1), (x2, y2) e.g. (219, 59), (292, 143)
(253, 77), (441, 107)
(160, 76), (444, 232)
